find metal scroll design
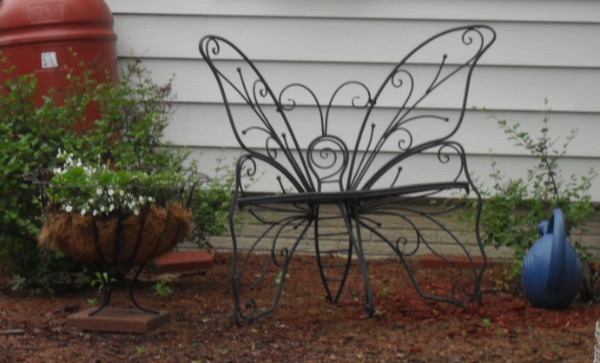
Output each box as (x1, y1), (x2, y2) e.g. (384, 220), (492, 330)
(200, 25), (495, 325)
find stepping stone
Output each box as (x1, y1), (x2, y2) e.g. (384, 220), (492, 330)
(154, 249), (217, 274)
(66, 308), (170, 334)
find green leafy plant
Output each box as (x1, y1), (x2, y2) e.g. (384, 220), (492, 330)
(471, 100), (596, 274)
(0, 57), (185, 293)
(190, 156), (235, 248)
(87, 297), (99, 307)
(1, 51), (234, 293)
(482, 318), (492, 328)
(275, 271), (289, 286)
(48, 149), (186, 217)
(10, 274), (28, 292)
(90, 271), (115, 293)
(152, 278), (173, 299)
(0, 66), (83, 293)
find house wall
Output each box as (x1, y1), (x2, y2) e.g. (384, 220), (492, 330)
(105, 0), (600, 196)
(104, 0), (600, 257)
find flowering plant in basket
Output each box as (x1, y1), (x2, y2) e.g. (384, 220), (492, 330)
(39, 150), (194, 267)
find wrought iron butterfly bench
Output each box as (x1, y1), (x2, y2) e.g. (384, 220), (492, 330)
(200, 25), (496, 325)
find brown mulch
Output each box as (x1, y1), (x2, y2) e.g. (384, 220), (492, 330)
(1, 253), (599, 362)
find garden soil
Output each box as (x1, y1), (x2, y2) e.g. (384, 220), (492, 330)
(1, 253), (599, 362)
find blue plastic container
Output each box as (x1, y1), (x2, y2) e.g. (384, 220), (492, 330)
(521, 208), (582, 309)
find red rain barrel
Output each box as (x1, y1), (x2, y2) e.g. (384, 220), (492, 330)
(0, 0), (117, 125)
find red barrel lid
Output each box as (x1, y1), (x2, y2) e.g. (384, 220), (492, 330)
(0, 0), (116, 46)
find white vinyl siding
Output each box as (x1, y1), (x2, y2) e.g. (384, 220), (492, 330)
(105, 0), (600, 200)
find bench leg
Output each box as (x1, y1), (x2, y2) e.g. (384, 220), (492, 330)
(341, 204), (375, 317)
(229, 207), (313, 326)
(314, 206), (353, 304)
(361, 214), (483, 307)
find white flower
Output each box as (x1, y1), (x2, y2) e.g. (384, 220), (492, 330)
(108, 189), (114, 196)
(97, 188), (103, 196)
(93, 210), (98, 216)
(119, 190), (125, 196)
(65, 205), (73, 213)
(101, 206), (106, 212)
(109, 204), (115, 212)
(80, 208), (86, 215)
(133, 209), (139, 216)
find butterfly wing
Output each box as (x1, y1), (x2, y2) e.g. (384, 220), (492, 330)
(345, 25), (495, 305)
(200, 35), (322, 194)
(201, 37), (338, 323)
(355, 142), (486, 306)
(347, 25), (496, 191)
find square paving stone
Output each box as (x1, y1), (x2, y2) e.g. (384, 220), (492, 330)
(154, 249), (217, 273)
(66, 307), (170, 334)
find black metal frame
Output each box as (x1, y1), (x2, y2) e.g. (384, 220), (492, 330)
(200, 25), (496, 325)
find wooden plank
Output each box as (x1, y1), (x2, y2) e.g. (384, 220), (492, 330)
(111, 16), (600, 68)
(164, 103), (600, 158)
(123, 58), (600, 113)
(183, 147), (600, 200)
(105, 0), (600, 24)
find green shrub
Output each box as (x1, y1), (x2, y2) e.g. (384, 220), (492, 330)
(152, 278), (173, 299)
(0, 57), (231, 292)
(190, 156), (235, 248)
(472, 100), (597, 270)
(0, 68), (90, 293)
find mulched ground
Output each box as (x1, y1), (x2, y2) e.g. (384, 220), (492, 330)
(1, 253), (599, 362)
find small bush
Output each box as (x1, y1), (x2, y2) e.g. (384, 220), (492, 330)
(468, 100), (597, 270)
(0, 57), (231, 292)
(190, 156), (235, 248)
(0, 66), (92, 292)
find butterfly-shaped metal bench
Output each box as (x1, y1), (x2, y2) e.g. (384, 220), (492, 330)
(200, 25), (496, 325)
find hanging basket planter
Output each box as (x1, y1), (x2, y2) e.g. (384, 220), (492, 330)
(39, 202), (193, 267)
(33, 150), (200, 269)
(28, 150), (204, 318)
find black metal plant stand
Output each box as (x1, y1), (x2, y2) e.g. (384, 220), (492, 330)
(88, 264), (158, 317)
(31, 173), (198, 317)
